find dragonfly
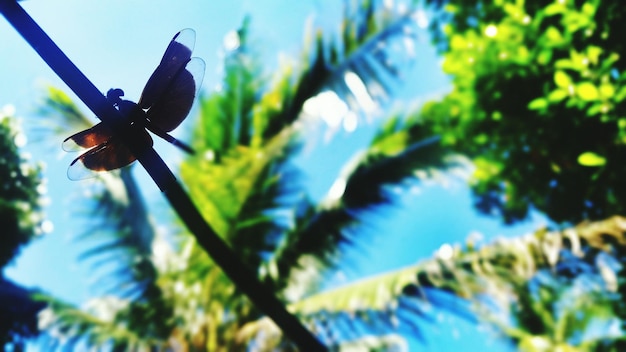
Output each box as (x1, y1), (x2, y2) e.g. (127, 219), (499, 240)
(63, 28), (205, 180)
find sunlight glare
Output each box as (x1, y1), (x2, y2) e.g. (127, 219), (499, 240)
(223, 30), (240, 51)
(327, 178), (347, 201)
(174, 281), (185, 294)
(303, 91), (348, 128)
(343, 112), (358, 132)
(152, 236), (171, 271)
(36, 183), (47, 195)
(204, 149), (216, 161)
(1, 104), (15, 118)
(14, 132), (27, 148)
(83, 297), (128, 322)
(403, 36), (416, 57)
(485, 24), (498, 38)
(413, 9), (429, 28)
(344, 71), (376, 113)
(19, 163), (30, 177)
(99, 172), (129, 206)
(437, 243), (454, 260)
(40, 220), (54, 234)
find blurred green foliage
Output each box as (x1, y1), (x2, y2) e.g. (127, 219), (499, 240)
(420, 0), (626, 224)
(0, 109), (44, 269)
(0, 107), (46, 349)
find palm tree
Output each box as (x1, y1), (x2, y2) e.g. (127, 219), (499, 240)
(28, 0), (626, 351)
(33, 1), (456, 349)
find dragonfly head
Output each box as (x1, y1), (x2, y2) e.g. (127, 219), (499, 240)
(105, 88), (145, 127)
(106, 88), (125, 107)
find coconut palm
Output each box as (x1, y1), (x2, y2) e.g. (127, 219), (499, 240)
(27, 1), (626, 351)
(34, 2), (452, 350)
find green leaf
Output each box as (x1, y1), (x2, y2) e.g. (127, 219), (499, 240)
(616, 86), (626, 101)
(548, 89), (568, 103)
(442, 133), (457, 145)
(528, 98), (548, 110)
(444, 4), (459, 13)
(586, 45), (603, 65)
(537, 49), (553, 65)
(554, 58), (580, 71)
(543, 3), (565, 16)
(599, 84), (615, 98)
(503, 3), (524, 18)
(576, 82), (599, 101)
(474, 134), (488, 145)
(577, 152), (606, 167)
(582, 2), (596, 16)
(545, 26), (564, 43)
(586, 103), (608, 116)
(554, 70), (572, 88)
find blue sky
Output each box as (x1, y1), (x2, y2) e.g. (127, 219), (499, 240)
(1, 1), (547, 350)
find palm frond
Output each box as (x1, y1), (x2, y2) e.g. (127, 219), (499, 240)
(36, 294), (168, 351)
(37, 86), (93, 131)
(238, 314), (411, 352)
(265, 116), (460, 298)
(493, 272), (619, 349)
(263, 0), (420, 138)
(193, 17), (266, 158)
(65, 170), (159, 300)
(183, 0), (426, 283)
(182, 128), (300, 267)
(328, 0), (420, 109)
(30, 86), (95, 148)
(248, 216), (626, 348)
(182, 18), (300, 262)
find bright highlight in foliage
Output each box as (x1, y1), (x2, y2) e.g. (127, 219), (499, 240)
(303, 91), (349, 128)
(577, 152), (606, 167)
(484, 24), (498, 38)
(344, 71), (376, 113)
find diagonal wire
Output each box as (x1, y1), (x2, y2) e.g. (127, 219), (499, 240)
(0, 1), (327, 350)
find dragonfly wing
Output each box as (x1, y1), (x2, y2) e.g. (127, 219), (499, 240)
(67, 131), (153, 180)
(146, 57), (205, 132)
(62, 122), (113, 151)
(139, 28), (196, 110)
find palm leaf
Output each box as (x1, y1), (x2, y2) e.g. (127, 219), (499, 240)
(262, 0), (420, 138)
(183, 0), (426, 272)
(36, 294), (168, 351)
(193, 17), (266, 157)
(265, 114), (461, 298)
(32, 86), (94, 140)
(244, 216), (626, 348)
